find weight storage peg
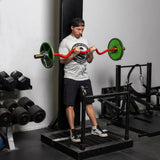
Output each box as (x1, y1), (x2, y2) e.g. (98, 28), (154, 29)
(10, 71), (32, 90)
(18, 97), (46, 123)
(0, 71), (16, 91)
(0, 104), (12, 127)
(3, 99), (31, 125)
(34, 38), (125, 68)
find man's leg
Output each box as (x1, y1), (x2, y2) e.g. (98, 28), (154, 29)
(86, 104), (108, 137)
(66, 106), (81, 142)
(66, 106), (75, 129)
(86, 104), (97, 126)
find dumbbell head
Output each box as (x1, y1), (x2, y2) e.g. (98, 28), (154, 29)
(28, 105), (46, 123)
(0, 105), (12, 127)
(12, 106), (31, 125)
(3, 99), (31, 125)
(18, 97), (34, 107)
(10, 71), (23, 79)
(0, 71), (8, 79)
(4, 77), (16, 91)
(3, 99), (18, 111)
(17, 76), (32, 90)
(10, 71), (32, 90)
(18, 97), (46, 123)
(0, 71), (16, 91)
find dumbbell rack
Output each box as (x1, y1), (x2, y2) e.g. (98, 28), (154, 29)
(4, 126), (16, 150)
(0, 87), (32, 151)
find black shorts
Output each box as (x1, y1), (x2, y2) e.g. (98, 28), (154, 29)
(63, 78), (94, 106)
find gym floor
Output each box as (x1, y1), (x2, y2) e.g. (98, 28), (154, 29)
(0, 119), (160, 160)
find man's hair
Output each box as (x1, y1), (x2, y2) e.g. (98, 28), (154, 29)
(70, 18), (85, 27)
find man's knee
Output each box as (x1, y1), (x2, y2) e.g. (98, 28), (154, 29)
(86, 104), (93, 109)
(66, 106), (74, 111)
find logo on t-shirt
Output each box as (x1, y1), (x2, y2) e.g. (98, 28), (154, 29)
(72, 43), (89, 64)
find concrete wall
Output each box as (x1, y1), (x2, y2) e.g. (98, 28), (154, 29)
(0, 0), (59, 131)
(83, 0), (160, 115)
(1, 0), (160, 131)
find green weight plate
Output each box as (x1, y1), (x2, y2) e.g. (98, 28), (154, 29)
(108, 38), (124, 61)
(40, 42), (55, 68)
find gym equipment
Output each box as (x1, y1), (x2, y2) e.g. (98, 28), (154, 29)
(10, 71), (32, 90)
(34, 38), (125, 68)
(100, 63), (160, 137)
(18, 97), (46, 123)
(3, 99), (31, 125)
(108, 38), (124, 61)
(34, 43), (55, 68)
(41, 89), (133, 160)
(0, 71), (16, 91)
(0, 104), (12, 127)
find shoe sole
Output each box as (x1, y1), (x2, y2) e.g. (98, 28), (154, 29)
(70, 137), (81, 143)
(71, 139), (81, 143)
(91, 131), (108, 137)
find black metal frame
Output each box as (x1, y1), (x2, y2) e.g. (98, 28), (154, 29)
(100, 62), (160, 137)
(80, 89), (130, 150)
(115, 63), (160, 112)
(116, 63), (152, 103)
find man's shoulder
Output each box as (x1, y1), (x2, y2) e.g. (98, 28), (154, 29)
(63, 35), (72, 40)
(80, 36), (88, 41)
(60, 35), (72, 44)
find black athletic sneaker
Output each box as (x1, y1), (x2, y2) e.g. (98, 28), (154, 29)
(91, 125), (108, 137)
(70, 129), (81, 143)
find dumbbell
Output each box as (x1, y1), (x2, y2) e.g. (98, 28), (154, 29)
(3, 99), (31, 125)
(0, 71), (16, 91)
(10, 70), (32, 90)
(18, 97), (46, 123)
(0, 104), (12, 127)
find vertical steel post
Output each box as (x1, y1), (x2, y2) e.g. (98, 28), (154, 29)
(124, 92), (130, 140)
(80, 86), (86, 150)
(146, 63), (152, 102)
(116, 65), (121, 106)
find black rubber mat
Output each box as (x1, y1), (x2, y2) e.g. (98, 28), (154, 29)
(41, 127), (133, 159)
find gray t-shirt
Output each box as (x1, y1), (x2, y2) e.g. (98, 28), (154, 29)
(59, 35), (91, 81)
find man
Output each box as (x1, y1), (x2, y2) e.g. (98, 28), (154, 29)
(59, 18), (108, 143)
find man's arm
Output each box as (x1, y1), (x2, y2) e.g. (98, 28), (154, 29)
(86, 46), (96, 63)
(60, 47), (80, 64)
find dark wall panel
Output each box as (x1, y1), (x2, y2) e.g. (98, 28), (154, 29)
(58, 0), (83, 129)
(60, 0), (83, 41)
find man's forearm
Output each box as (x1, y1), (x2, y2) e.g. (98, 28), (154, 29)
(60, 53), (78, 64)
(87, 52), (94, 63)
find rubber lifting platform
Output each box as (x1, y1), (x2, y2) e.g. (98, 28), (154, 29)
(41, 127), (133, 160)
(114, 113), (160, 137)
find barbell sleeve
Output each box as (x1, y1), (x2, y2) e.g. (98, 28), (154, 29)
(34, 54), (44, 59)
